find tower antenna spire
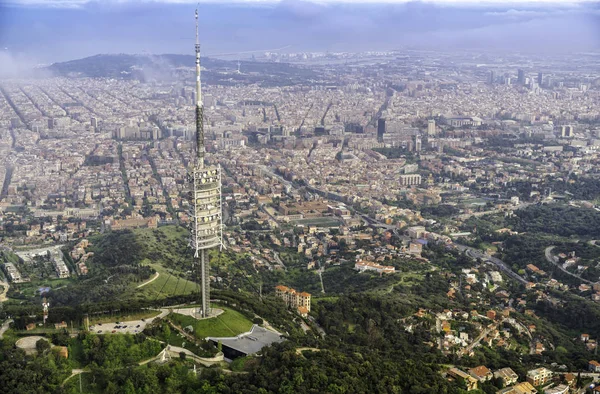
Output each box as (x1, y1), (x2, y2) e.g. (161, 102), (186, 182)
(189, 4), (222, 319)
(195, 5), (204, 165)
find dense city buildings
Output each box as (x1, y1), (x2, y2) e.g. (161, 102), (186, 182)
(1, 47), (600, 394)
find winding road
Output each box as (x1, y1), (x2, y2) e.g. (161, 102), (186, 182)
(454, 244), (528, 285)
(544, 246), (596, 285)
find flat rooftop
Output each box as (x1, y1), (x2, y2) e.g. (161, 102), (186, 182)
(207, 325), (285, 356)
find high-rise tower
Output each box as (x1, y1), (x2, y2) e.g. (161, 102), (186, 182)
(189, 8), (223, 318)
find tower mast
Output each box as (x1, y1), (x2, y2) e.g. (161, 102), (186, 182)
(190, 6), (222, 318)
(195, 8), (204, 167)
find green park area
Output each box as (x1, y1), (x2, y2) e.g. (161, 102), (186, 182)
(134, 263), (197, 299)
(169, 305), (253, 338)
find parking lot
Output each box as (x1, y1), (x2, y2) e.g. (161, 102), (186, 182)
(90, 319), (147, 335)
(90, 310), (169, 335)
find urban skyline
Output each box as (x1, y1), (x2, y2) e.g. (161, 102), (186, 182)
(1, 0), (599, 66)
(2, 1), (600, 393)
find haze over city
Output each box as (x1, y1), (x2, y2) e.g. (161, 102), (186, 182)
(2, 0), (600, 393)
(1, 0), (599, 66)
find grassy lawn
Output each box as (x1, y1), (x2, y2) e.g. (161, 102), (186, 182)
(170, 305), (253, 338)
(11, 278), (75, 298)
(128, 226), (200, 299)
(64, 372), (102, 394)
(68, 339), (85, 368)
(88, 309), (161, 325)
(164, 332), (212, 357)
(135, 263), (197, 298)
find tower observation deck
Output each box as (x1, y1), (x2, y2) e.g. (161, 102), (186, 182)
(189, 8), (223, 318)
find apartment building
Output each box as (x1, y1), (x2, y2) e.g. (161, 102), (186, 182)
(526, 367), (552, 386)
(275, 285), (311, 317)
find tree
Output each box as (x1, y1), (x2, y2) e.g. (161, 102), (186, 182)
(123, 379), (136, 394)
(36, 339), (51, 354)
(179, 352), (186, 361)
(163, 325), (171, 342)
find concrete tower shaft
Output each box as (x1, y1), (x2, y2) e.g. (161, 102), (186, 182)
(190, 7), (222, 318)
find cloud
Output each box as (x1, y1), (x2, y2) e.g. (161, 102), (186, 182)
(0, 50), (51, 78)
(0, 0), (598, 62)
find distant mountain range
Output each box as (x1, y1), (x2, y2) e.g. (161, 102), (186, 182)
(45, 54), (318, 86)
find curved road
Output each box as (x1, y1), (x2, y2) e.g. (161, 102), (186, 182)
(544, 246), (595, 285)
(454, 244), (528, 285)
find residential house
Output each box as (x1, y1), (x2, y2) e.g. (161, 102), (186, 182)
(581, 333), (590, 342)
(496, 382), (537, 394)
(544, 385), (569, 394)
(494, 368), (519, 387)
(468, 365), (493, 382)
(563, 373), (576, 389)
(448, 368), (478, 391)
(354, 260), (395, 274)
(526, 367), (552, 386)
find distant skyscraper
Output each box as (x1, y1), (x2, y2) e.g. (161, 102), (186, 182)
(561, 125), (574, 138)
(415, 136), (422, 152)
(517, 69), (525, 85)
(489, 70), (496, 85)
(427, 119), (436, 135)
(377, 118), (386, 142)
(537, 72), (543, 86)
(91, 117), (97, 129)
(189, 8), (223, 318)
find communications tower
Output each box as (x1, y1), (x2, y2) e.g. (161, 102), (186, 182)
(189, 8), (223, 318)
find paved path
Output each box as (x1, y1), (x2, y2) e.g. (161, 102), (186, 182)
(62, 369), (87, 386)
(137, 272), (160, 288)
(544, 246), (595, 284)
(273, 252), (286, 270)
(295, 347), (320, 355)
(0, 280), (9, 302)
(458, 319), (503, 357)
(318, 268), (325, 294)
(0, 319), (13, 339)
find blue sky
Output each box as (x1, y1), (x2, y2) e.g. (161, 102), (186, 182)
(0, 0), (599, 64)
